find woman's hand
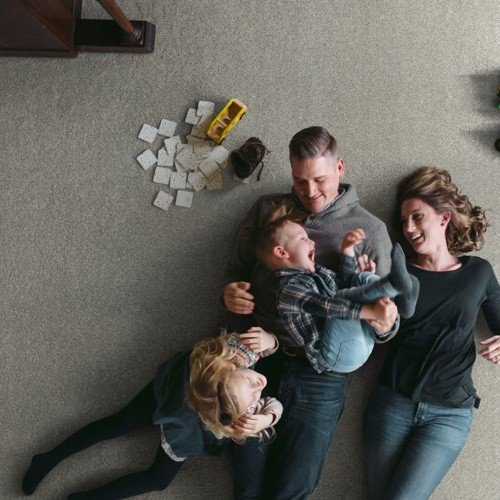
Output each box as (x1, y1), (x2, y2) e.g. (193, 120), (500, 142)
(479, 335), (500, 365)
(233, 413), (274, 435)
(239, 327), (276, 354)
(223, 282), (254, 314)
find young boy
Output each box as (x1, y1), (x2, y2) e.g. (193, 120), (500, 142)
(253, 211), (419, 373)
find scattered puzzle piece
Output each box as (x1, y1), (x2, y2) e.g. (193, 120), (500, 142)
(209, 145), (230, 164)
(190, 114), (213, 139)
(188, 171), (208, 192)
(185, 108), (200, 125)
(170, 171), (188, 189)
(153, 191), (174, 211)
(176, 190), (194, 208)
(137, 149), (157, 170)
(199, 158), (220, 179)
(138, 123), (158, 143)
(158, 119), (177, 137)
(207, 171), (223, 190)
(153, 167), (172, 185)
(164, 135), (182, 153)
(196, 101), (215, 116)
(157, 148), (174, 167)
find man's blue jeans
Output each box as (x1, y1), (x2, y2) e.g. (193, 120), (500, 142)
(321, 272), (393, 373)
(364, 384), (473, 500)
(234, 351), (347, 500)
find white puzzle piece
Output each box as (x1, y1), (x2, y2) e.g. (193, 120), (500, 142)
(199, 158), (220, 179)
(138, 124), (158, 143)
(209, 145), (230, 164)
(137, 149), (157, 170)
(188, 171), (208, 192)
(164, 135), (182, 154)
(153, 191), (174, 211)
(190, 114), (213, 139)
(158, 119), (177, 137)
(153, 167), (172, 185)
(157, 148), (174, 167)
(196, 101), (215, 116)
(170, 171), (188, 189)
(207, 171), (223, 190)
(175, 190), (194, 208)
(185, 108), (200, 125)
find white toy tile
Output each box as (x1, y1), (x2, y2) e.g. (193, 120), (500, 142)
(153, 167), (172, 185)
(175, 160), (188, 172)
(137, 149), (157, 170)
(196, 101), (215, 116)
(207, 171), (223, 190)
(188, 171), (208, 192)
(175, 190), (193, 208)
(170, 171), (188, 189)
(157, 148), (174, 167)
(153, 191), (174, 211)
(190, 114), (212, 139)
(158, 119), (177, 137)
(199, 158), (220, 179)
(138, 123), (158, 143)
(164, 135), (182, 152)
(219, 158), (229, 169)
(209, 145), (230, 164)
(185, 108), (200, 125)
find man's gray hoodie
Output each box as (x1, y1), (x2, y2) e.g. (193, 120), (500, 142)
(223, 184), (393, 345)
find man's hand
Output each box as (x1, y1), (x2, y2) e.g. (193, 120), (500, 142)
(223, 282), (254, 314)
(340, 228), (366, 257)
(361, 298), (398, 334)
(479, 335), (500, 365)
(239, 327), (276, 354)
(232, 413), (274, 435)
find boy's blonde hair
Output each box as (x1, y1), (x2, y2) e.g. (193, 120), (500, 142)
(188, 331), (248, 442)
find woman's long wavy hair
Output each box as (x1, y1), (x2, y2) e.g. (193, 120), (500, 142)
(187, 331), (249, 443)
(395, 167), (488, 254)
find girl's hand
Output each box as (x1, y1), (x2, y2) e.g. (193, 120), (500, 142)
(479, 335), (500, 365)
(239, 327), (276, 354)
(233, 413), (274, 435)
(340, 228), (366, 257)
(356, 253), (376, 273)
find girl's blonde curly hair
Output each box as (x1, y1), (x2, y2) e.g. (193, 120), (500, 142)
(187, 331), (250, 443)
(395, 167), (488, 254)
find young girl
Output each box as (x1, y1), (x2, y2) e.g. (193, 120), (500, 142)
(22, 328), (281, 499)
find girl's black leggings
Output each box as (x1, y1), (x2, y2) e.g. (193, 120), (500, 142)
(43, 381), (183, 499)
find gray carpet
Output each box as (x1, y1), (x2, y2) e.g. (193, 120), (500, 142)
(1, 1), (499, 498)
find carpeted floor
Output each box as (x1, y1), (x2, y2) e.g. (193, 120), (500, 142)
(1, 1), (498, 498)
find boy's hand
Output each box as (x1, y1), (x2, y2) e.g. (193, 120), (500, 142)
(239, 327), (276, 354)
(341, 229), (366, 257)
(233, 413), (274, 435)
(356, 254), (376, 273)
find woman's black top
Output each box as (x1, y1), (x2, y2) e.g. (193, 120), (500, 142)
(379, 256), (500, 408)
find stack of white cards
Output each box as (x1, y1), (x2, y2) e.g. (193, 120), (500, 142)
(135, 100), (231, 211)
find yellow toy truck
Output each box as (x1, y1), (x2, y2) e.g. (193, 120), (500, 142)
(206, 98), (247, 144)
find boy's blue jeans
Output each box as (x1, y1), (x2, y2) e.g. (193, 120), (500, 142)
(364, 384), (473, 500)
(320, 272), (396, 373)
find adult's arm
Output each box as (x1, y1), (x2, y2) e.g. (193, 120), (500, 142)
(478, 263), (500, 364)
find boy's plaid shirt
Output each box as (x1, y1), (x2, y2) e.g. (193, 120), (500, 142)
(275, 261), (362, 373)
